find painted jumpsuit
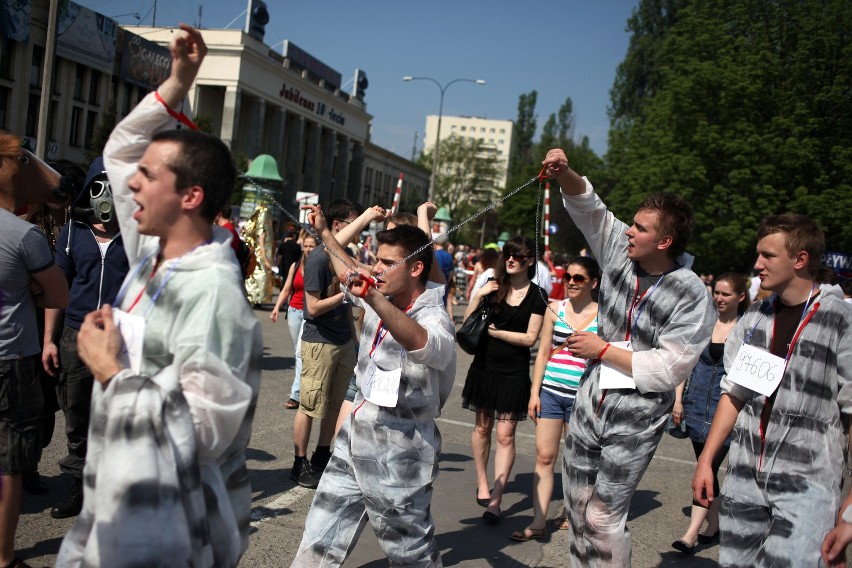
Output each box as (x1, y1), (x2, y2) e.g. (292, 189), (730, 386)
(560, 180), (715, 567)
(292, 284), (457, 567)
(58, 92), (263, 567)
(718, 293), (852, 567)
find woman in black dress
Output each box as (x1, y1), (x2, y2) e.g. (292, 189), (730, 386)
(462, 236), (547, 524)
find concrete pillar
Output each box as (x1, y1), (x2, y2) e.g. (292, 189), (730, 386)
(318, 127), (335, 206)
(247, 98), (265, 158)
(220, 85), (241, 150)
(333, 134), (350, 201)
(347, 141), (364, 204)
(267, 106), (286, 163)
(284, 113), (305, 195)
(302, 120), (321, 198)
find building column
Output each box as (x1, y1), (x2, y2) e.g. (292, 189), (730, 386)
(302, 120), (321, 198)
(333, 134), (350, 201)
(246, 98), (265, 158)
(284, 114), (305, 196)
(220, 85), (241, 150)
(318, 127), (335, 206)
(347, 141), (364, 204)
(267, 106), (286, 163)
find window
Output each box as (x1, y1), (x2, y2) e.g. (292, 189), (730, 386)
(83, 110), (97, 149)
(460, 125), (466, 132)
(69, 106), (82, 146)
(490, 128), (495, 133)
(480, 127), (485, 133)
(489, 138), (494, 143)
(25, 94), (39, 136)
(74, 64), (85, 100)
(121, 83), (134, 115)
(0, 87), (8, 129)
(30, 45), (44, 88)
(499, 128), (505, 134)
(0, 38), (14, 80)
(450, 125), (456, 131)
(88, 71), (100, 104)
(499, 139), (505, 145)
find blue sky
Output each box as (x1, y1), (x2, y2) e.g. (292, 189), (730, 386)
(79, 0), (637, 159)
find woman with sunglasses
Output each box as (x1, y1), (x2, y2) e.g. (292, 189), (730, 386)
(510, 256), (600, 541)
(671, 272), (748, 554)
(462, 236), (547, 525)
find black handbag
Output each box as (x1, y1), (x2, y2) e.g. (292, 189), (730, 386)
(457, 296), (491, 355)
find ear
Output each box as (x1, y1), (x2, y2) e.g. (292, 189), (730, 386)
(180, 184), (205, 214)
(656, 234), (674, 252)
(793, 250), (809, 272)
(409, 259), (424, 279)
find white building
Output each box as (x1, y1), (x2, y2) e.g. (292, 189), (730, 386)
(424, 115), (513, 191)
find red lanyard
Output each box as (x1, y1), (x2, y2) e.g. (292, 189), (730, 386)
(770, 298), (820, 369)
(369, 304), (412, 358)
(625, 275), (663, 342)
(126, 257), (161, 313)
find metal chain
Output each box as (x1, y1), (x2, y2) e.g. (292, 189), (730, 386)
(242, 173), (541, 279)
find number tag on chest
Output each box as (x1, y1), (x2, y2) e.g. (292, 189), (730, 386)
(362, 359), (401, 408)
(726, 343), (785, 397)
(112, 308), (145, 374)
(598, 341), (635, 389)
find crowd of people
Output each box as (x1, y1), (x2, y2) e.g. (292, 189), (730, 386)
(2, 24), (851, 568)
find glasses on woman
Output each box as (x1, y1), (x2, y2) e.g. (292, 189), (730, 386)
(506, 253), (528, 263)
(563, 273), (587, 284)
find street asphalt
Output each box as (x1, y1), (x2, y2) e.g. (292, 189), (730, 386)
(17, 305), (730, 567)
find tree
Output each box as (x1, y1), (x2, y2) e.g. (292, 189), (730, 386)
(605, 0), (852, 274)
(418, 135), (502, 222)
(508, 90), (538, 180)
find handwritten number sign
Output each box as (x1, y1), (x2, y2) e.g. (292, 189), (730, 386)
(362, 360), (401, 407)
(112, 308), (145, 374)
(727, 344), (785, 397)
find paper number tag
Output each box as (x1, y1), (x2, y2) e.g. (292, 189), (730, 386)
(598, 341), (636, 389)
(726, 343), (785, 397)
(111, 308), (145, 375)
(362, 359), (401, 408)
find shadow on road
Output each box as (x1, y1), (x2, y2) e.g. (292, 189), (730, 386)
(628, 489), (662, 522)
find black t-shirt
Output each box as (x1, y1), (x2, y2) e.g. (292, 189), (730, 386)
(475, 284), (548, 374)
(770, 299), (808, 359)
(277, 239), (301, 277)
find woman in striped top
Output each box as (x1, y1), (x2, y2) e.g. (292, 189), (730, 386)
(510, 256), (600, 541)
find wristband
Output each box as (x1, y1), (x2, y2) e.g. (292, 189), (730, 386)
(842, 505), (852, 524)
(597, 342), (611, 360)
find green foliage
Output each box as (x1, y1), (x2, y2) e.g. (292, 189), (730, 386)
(419, 135), (502, 221)
(193, 113), (215, 135)
(606, 0), (852, 274)
(508, 90), (538, 180)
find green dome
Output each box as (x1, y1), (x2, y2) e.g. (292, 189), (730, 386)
(245, 154), (283, 181)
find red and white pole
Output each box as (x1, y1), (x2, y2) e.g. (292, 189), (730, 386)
(544, 182), (551, 253)
(390, 172), (404, 214)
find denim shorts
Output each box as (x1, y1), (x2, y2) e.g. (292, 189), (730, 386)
(538, 388), (575, 423)
(0, 354), (44, 473)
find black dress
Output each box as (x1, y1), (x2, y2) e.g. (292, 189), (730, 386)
(461, 284), (547, 420)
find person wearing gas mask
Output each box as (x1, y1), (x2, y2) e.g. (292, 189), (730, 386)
(41, 157), (129, 519)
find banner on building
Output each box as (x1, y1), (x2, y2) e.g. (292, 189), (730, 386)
(822, 251), (852, 280)
(0, 0), (32, 42)
(56, 1), (117, 74)
(119, 30), (171, 90)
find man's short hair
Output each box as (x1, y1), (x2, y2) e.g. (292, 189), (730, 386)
(151, 129), (236, 222)
(220, 204), (232, 219)
(757, 213), (825, 276)
(327, 199), (364, 223)
(637, 192), (694, 259)
(376, 224), (433, 284)
(384, 212), (417, 229)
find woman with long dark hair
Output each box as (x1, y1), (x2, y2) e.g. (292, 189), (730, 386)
(462, 236), (547, 525)
(510, 256), (600, 541)
(671, 272), (749, 553)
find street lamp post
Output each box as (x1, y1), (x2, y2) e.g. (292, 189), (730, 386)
(403, 76), (486, 203)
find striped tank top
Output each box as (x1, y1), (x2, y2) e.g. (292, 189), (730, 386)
(542, 299), (598, 399)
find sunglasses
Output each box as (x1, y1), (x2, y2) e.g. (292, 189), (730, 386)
(563, 273), (588, 284)
(506, 253), (528, 263)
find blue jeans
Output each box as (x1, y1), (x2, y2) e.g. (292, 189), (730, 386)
(287, 306), (304, 401)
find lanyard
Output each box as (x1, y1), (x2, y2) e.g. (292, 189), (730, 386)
(114, 241), (210, 319)
(625, 274), (664, 344)
(369, 304), (412, 358)
(743, 285), (818, 362)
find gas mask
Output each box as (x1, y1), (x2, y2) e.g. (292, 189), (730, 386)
(89, 178), (114, 223)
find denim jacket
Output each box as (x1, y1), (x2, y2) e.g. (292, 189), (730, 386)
(683, 343), (731, 446)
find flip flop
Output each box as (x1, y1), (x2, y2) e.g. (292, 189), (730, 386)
(510, 528), (547, 542)
(551, 516), (570, 531)
(284, 398), (299, 409)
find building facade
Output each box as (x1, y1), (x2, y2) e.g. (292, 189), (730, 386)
(362, 142), (429, 212)
(424, 114), (513, 191)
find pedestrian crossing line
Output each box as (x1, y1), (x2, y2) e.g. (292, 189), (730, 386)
(250, 485), (313, 527)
